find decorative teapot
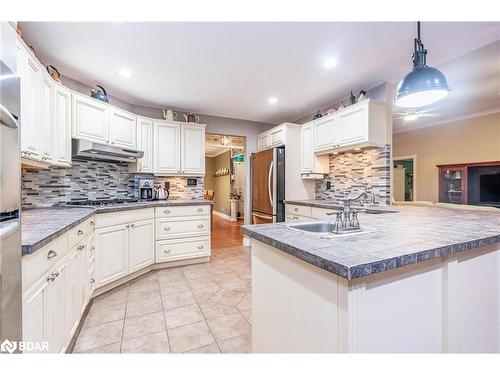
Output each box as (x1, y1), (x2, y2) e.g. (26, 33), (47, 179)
(90, 85), (109, 103)
(162, 109), (178, 121)
(184, 113), (200, 123)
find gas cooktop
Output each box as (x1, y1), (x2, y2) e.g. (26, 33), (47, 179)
(65, 199), (150, 208)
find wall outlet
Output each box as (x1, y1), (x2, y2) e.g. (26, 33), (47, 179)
(326, 181), (331, 190)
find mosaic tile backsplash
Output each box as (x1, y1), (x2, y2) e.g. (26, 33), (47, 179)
(315, 145), (391, 205)
(22, 159), (204, 207)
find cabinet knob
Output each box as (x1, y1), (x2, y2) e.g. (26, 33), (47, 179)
(197, 208), (203, 212)
(164, 210), (171, 214)
(130, 223), (135, 227)
(197, 224), (204, 229)
(77, 244), (86, 251)
(90, 246), (95, 251)
(163, 226), (171, 231)
(126, 224), (130, 228)
(77, 229), (84, 235)
(90, 220), (95, 226)
(294, 207), (299, 212)
(164, 249), (171, 254)
(47, 250), (57, 259)
(197, 245), (204, 250)
(90, 278), (95, 284)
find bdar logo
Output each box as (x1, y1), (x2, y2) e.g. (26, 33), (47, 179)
(1, 339), (17, 353)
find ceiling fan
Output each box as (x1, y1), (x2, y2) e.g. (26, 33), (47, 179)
(393, 109), (439, 122)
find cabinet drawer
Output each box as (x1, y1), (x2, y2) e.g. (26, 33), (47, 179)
(285, 214), (311, 223)
(156, 236), (210, 262)
(95, 208), (154, 228)
(155, 205), (210, 218)
(68, 216), (94, 249)
(285, 204), (312, 217)
(156, 216), (210, 239)
(22, 233), (69, 291)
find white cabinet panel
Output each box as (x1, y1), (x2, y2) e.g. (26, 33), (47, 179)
(156, 237), (210, 263)
(301, 123), (314, 173)
(156, 216), (210, 240)
(63, 248), (79, 346)
(257, 133), (270, 151)
(53, 84), (72, 166)
(135, 117), (153, 172)
(313, 116), (339, 152)
(181, 124), (205, 175)
(129, 219), (155, 272)
(96, 224), (129, 286)
(269, 126), (285, 146)
(338, 104), (368, 146)
(39, 73), (55, 163)
(22, 279), (47, 352)
(109, 108), (136, 149)
(44, 264), (64, 353)
(72, 94), (109, 143)
(154, 121), (181, 174)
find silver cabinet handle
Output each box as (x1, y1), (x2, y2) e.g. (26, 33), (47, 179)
(47, 250), (57, 259)
(197, 224), (204, 229)
(164, 249), (171, 254)
(90, 246), (95, 251)
(77, 244), (85, 251)
(197, 208), (204, 212)
(90, 278), (95, 284)
(126, 224), (130, 228)
(130, 224), (135, 227)
(197, 245), (204, 250)
(164, 209), (171, 214)
(90, 220), (95, 226)
(163, 226), (171, 231)
(77, 229), (84, 235)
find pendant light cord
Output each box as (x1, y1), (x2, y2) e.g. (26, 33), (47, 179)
(413, 21), (426, 69)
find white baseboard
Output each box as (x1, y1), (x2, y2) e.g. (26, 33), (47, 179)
(213, 210), (237, 222)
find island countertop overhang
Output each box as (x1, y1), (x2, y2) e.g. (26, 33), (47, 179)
(242, 205), (500, 279)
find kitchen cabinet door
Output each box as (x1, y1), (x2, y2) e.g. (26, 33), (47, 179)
(76, 241), (89, 315)
(96, 224), (129, 287)
(181, 124), (205, 175)
(22, 278), (48, 352)
(44, 264), (65, 353)
(53, 84), (72, 167)
(269, 126), (286, 147)
(129, 219), (155, 273)
(18, 43), (42, 160)
(136, 117), (154, 172)
(301, 123), (314, 173)
(154, 121), (181, 174)
(257, 133), (270, 151)
(338, 104), (368, 146)
(313, 116), (339, 152)
(39, 72), (55, 164)
(109, 108), (137, 149)
(72, 93), (109, 144)
(63, 248), (79, 346)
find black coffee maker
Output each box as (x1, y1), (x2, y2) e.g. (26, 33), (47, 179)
(138, 178), (154, 200)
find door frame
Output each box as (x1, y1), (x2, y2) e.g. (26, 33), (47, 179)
(393, 155), (417, 201)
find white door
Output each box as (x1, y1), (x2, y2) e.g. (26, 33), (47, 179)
(301, 124), (314, 173)
(22, 278), (47, 352)
(313, 116), (339, 152)
(257, 133), (270, 151)
(63, 248), (79, 346)
(129, 219), (155, 272)
(44, 264), (65, 353)
(18, 45), (42, 160)
(53, 84), (72, 167)
(181, 124), (205, 175)
(39, 73), (55, 163)
(72, 93), (109, 143)
(96, 224), (129, 287)
(154, 121), (181, 174)
(338, 104), (368, 146)
(109, 108), (137, 149)
(136, 117), (153, 172)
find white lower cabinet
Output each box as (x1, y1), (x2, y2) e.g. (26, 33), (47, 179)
(156, 236), (210, 262)
(129, 219), (155, 272)
(96, 224), (129, 287)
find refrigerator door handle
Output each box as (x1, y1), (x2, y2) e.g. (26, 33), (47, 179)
(268, 160), (274, 208)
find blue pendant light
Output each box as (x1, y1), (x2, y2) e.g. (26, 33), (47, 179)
(394, 22), (450, 108)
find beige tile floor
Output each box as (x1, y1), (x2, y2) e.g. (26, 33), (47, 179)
(73, 245), (252, 354)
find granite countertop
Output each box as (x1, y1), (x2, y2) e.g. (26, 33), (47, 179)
(284, 199), (399, 214)
(242, 205), (500, 280)
(88, 199), (214, 214)
(22, 207), (96, 256)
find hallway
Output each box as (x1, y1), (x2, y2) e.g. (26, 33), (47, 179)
(211, 215), (244, 249)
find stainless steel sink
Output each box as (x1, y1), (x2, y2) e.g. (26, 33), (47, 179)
(286, 221), (368, 238)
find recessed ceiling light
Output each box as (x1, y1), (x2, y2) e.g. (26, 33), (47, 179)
(323, 57), (338, 69)
(268, 97), (278, 104)
(403, 113), (421, 122)
(118, 68), (133, 78)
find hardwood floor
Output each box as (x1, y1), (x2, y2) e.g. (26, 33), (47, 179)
(211, 215), (244, 250)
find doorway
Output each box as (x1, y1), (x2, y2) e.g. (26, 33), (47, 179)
(393, 156), (416, 202)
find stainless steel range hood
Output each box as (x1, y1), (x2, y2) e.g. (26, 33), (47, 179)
(72, 139), (144, 163)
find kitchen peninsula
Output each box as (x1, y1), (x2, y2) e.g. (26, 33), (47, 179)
(242, 205), (500, 353)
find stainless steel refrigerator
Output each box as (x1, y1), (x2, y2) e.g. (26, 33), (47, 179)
(251, 147), (285, 224)
(0, 30), (22, 346)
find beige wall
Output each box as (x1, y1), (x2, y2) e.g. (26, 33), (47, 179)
(393, 113), (500, 202)
(204, 157), (215, 191)
(212, 151), (231, 215)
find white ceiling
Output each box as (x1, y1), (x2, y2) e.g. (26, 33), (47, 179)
(19, 22), (500, 125)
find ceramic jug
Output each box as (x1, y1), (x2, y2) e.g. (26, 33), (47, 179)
(183, 113), (200, 123)
(162, 109), (178, 121)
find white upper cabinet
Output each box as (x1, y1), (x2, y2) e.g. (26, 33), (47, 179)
(109, 107), (137, 149)
(39, 72), (55, 163)
(181, 124), (205, 175)
(337, 103), (369, 146)
(257, 123), (300, 151)
(129, 219), (155, 272)
(269, 126), (286, 146)
(154, 121), (181, 174)
(132, 117), (154, 173)
(301, 123), (314, 173)
(72, 94), (109, 144)
(313, 116), (339, 152)
(53, 84), (72, 167)
(257, 133), (270, 151)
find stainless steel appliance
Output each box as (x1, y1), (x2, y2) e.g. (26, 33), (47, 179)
(0, 39), (22, 345)
(251, 147), (285, 224)
(72, 139), (144, 163)
(138, 178), (154, 200)
(153, 182), (170, 200)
